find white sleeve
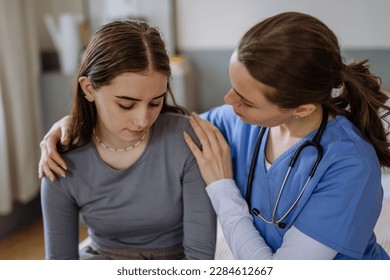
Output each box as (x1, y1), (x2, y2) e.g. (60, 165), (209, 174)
(206, 179), (338, 260)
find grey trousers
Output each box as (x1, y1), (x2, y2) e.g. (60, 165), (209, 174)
(80, 239), (184, 260)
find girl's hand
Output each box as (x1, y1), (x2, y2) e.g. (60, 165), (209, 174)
(184, 113), (233, 185)
(38, 115), (71, 181)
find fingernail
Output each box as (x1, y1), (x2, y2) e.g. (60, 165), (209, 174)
(50, 176), (55, 182)
(62, 165), (67, 170)
(61, 173), (66, 178)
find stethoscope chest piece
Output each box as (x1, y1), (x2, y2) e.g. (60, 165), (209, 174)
(277, 222), (286, 229)
(251, 208), (286, 229)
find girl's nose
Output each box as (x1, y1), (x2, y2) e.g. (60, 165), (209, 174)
(132, 108), (150, 129)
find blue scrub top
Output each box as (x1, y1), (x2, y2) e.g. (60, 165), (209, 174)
(202, 105), (389, 259)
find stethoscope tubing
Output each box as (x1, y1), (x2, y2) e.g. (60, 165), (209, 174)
(247, 108), (328, 228)
(245, 127), (265, 204)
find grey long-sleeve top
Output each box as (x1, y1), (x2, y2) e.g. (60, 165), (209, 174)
(41, 113), (216, 260)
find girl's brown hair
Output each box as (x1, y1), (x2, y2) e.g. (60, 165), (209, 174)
(238, 12), (390, 167)
(64, 20), (186, 151)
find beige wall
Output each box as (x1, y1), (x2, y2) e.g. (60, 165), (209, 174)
(176, 0), (390, 50)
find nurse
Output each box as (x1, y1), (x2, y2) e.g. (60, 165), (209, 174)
(39, 12), (390, 259)
(183, 12), (390, 259)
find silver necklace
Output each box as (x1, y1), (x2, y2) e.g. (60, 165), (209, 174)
(93, 131), (146, 152)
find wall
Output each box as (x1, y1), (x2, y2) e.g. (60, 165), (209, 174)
(36, 0), (390, 51)
(176, 0), (390, 50)
(175, 0), (390, 112)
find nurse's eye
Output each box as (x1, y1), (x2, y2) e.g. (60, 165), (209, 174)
(236, 93), (254, 108)
(119, 104), (134, 111)
(244, 102), (254, 108)
(240, 100), (253, 108)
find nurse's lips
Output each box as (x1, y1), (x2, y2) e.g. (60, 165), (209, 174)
(233, 109), (243, 118)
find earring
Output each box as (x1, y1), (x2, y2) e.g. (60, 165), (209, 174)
(84, 95), (93, 102)
(294, 115), (300, 120)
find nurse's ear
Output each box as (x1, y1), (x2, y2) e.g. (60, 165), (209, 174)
(293, 104), (317, 119)
(79, 76), (96, 102)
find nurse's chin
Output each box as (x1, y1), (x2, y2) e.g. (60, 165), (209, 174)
(234, 110), (257, 125)
(237, 115), (261, 126)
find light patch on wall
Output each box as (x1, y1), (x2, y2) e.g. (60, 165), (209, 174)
(176, 0), (390, 50)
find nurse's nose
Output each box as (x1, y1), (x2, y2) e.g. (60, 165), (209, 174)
(224, 88), (240, 105)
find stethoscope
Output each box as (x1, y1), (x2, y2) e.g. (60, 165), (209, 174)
(245, 108), (328, 229)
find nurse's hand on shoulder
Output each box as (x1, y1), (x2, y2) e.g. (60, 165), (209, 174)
(184, 112), (233, 185)
(38, 115), (71, 181)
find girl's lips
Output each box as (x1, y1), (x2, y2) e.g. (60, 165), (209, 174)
(127, 129), (144, 136)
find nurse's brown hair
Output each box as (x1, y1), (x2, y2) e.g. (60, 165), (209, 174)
(237, 12), (390, 167)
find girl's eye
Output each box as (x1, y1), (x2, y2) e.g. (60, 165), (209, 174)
(119, 103), (160, 110)
(149, 103), (160, 108)
(119, 104), (134, 111)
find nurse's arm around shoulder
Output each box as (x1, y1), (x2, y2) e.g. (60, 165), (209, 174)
(183, 112), (233, 185)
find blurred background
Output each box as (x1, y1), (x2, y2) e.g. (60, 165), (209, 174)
(0, 0), (389, 259)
